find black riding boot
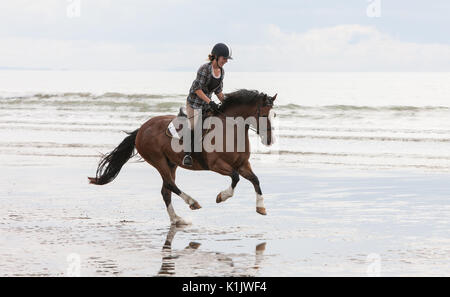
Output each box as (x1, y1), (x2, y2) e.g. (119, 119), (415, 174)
(182, 130), (195, 166)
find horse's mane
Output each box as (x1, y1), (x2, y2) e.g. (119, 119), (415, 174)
(219, 89), (268, 112)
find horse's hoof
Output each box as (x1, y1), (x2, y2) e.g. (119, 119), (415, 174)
(256, 207), (267, 215)
(256, 242), (267, 252)
(87, 177), (98, 184)
(187, 242), (201, 249)
(216, 193), (223, 203)
(189, 202), (202, 210)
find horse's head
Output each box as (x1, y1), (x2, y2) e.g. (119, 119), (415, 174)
(220, 90), (277, 147)
(256, 93), (277, 146)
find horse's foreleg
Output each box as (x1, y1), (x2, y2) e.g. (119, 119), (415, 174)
(210, 159), (239, 203)
(238, 161), (266, 215)
(216, 170), (239, 203)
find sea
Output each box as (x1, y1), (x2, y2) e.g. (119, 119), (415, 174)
(1, 70), (450, 171)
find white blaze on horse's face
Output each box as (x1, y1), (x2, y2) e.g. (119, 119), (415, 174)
(259, 108), (275, 147)
(258, 94), (277, 146)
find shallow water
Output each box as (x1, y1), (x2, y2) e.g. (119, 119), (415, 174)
(1, 71), (449, 276)
(1, 161), (449, 276)
(1, 71), (450, 171)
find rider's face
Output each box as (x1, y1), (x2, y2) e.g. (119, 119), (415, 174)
(217, 56), (228, 67)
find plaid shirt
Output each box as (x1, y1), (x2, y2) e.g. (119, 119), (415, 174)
(187, 62), (224, 109)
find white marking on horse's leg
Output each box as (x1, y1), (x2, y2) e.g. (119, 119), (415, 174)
(166, 203), (189, 225)
(166, 203), (178, 223)
(256, 193), (265, 208)
(218, 185), (234, 202)
(180, 192), (201, 210)
(256, 193), (267, 215)
(180, 192), (195, 205)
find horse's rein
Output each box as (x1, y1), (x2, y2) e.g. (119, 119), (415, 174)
(213, 105), (260, 133)
(180, 103), (263, 134)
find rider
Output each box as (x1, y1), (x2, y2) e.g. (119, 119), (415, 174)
(182, 43), (232, 166)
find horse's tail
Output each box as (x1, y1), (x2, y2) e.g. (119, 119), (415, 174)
(88, 129), (139, 185)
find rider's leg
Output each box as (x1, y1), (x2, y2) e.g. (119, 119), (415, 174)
(183, 102), (194, 166)
(183, 103), (201, 166)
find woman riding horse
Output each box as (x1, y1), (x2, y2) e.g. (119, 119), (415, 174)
(183, 43), (232, 167)
(88, 57), (277, 226)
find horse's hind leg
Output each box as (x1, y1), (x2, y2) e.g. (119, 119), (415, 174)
(158, 161), (202, 211)
(162, 184), (189, 226)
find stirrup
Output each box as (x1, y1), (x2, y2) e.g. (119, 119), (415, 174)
(182, 154), (193, 166)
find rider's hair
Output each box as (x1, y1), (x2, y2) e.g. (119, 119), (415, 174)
(208, 54), (216, 61)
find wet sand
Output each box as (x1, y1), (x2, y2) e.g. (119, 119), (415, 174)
(1, 158), (449, 276)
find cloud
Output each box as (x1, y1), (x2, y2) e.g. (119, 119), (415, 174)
(232, 24), (450, 71)
(1, 24), (450, 71)
(0, 37), (211, 71)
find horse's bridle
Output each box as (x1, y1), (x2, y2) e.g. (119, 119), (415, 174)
(256, 101), (262, 134)
(256, 99), (275, 135)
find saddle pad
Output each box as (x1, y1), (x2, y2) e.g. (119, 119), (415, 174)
(167, 107), (189, 139)
(168, 121), (181, 139)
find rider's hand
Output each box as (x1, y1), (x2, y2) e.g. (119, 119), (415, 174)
(208, 100), (219, 112)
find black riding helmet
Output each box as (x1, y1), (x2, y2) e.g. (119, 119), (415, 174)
(211, 43), (233, 60)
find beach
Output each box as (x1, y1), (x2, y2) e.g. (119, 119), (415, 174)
(1, 158), (449, 276)
(1, 70), (449, 276)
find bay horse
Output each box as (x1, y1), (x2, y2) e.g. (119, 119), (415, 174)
(88, 89), (277, 226)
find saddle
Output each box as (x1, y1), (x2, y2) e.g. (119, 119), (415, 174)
(165, 107), (212, 170)
(166, 107), (212, 139)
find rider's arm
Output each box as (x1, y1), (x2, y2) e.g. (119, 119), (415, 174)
(194, 89), (211, 104)
(191, 64), (212, 104)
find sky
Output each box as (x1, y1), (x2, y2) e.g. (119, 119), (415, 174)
(0, 0), (449, 71)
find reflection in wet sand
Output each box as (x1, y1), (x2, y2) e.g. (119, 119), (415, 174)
(158, 225), (267, 276)
(3, 164), (449, 276)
